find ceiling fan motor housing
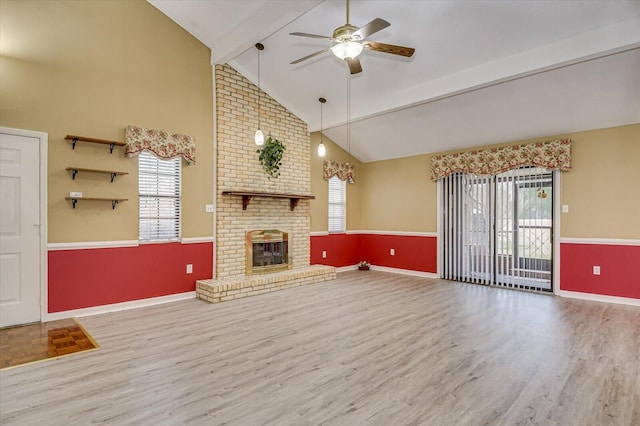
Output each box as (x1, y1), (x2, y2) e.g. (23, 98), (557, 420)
(333, 24), (360, 42)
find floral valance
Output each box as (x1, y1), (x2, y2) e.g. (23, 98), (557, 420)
(430, 139), (571, 181)
(125, 125), (196, 164)
(323, 160), (355, 183)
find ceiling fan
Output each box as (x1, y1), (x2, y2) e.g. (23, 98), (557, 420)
(289, 0), (415, 74)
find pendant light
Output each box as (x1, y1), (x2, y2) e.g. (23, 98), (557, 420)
(254, 43), (265, 146)
(318, 97), (326, 157)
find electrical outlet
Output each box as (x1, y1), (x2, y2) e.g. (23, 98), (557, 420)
(186, 264), (193, 274)
(562, 204), (569, 213)
(69, 191), (82, 198)
(593, 265), (600, 275)
(322, 251), (327, 259)
(205, 204), (214, 213)
(390, 248), (395, 256)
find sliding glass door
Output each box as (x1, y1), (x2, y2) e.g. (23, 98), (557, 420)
(442, 167), (553, 292)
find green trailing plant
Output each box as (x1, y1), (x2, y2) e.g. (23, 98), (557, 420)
(257, 136), (285, 179)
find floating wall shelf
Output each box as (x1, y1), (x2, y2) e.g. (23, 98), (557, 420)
(65, 134), (126, 153)
(65, 197), (128, 209)
(222, 191), (315, 211)
(66, 167), (128, 182)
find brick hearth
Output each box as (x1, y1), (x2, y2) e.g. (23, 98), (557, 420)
(196, 265), (336, 303)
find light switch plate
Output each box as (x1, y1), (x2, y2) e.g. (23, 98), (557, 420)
(205, 204), (214, 213)
(593, 265), (600, 275)
(562, 204), (569, 213)
(186, 264), (193, 274)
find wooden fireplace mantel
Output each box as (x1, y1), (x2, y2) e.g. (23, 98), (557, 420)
(222, 191), (315, 211)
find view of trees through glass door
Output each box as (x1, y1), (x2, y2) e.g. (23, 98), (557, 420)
(441, 167), (553, 292)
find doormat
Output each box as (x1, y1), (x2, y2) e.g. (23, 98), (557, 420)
(0, 318), (99, 370)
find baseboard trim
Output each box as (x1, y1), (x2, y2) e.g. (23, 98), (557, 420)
(335, 264), (438, 277)
(557, 289), (640, 307)
(336, 265), (358, 272)
(370, 265), (439, 278)
(45, 291), (197, 321)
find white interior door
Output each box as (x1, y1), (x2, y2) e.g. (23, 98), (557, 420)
(0, 132), (41, 327)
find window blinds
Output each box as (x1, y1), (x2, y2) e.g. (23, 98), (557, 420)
(138, 151), (181, 241)
(328, 176), (346, 233)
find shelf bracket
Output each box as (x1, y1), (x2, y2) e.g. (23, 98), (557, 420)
(241, 195), (252, 210)
(71, 168), (78, 180)
(72, 137), (78, 150)
(71, 198), (78, 209)
(110, 172), (117, 183)
(109, 142), (115, 154)
(290, 198), (300, 211)
(112, 200), (119, 209)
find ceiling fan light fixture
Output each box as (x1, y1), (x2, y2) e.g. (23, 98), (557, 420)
(331, 41), (363, 60)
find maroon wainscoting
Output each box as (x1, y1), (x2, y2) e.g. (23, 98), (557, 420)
(310, 233), (361, 267)
(48, 242), (213, 312)
(560, 243), (640, 299)
(360, 234), (437, 273)
(311, 233), (437, 273)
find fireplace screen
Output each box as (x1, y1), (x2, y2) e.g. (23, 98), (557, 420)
(246, 230), (291, 275)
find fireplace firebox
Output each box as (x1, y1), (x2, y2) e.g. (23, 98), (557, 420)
(245, 230), (291, 275)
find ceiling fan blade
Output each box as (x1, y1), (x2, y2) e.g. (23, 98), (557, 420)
(352, 18), (390, 40)
(289, 32), (333, 40)
(290, 46), (333, 65)
(346, 57), (362, 75)
(364, 41), (415, 57)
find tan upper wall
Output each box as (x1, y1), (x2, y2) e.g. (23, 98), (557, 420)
(0, 0), (213, 242)
(560, 124), (640, 238)
(310, 132), (363, 232)
(359, 124), (640, 238)
(360, 154), (437, 233)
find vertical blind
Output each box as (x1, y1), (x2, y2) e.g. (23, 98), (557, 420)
(328, 176), (346, 233)
(138, 151), (181, 241)
(441, 167), (553, 291)
(441, 173), (493, 284)
(494, 167), (553, 290)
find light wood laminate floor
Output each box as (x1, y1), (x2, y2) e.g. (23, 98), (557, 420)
(1, 271), (639, 425)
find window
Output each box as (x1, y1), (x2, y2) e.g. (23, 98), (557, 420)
(138, 151), (181, 241)
(328, 176), (346, 233)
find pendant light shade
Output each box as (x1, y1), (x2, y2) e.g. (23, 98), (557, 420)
(318, 97), (327, 157)
(255, 42), (265, 146)
(255, 129), (264, 146)
(317, 142), (326, 157)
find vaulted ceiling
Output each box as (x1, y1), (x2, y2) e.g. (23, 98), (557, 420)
(149, 0), (640, 162)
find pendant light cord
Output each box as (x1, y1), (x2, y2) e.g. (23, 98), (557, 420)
(347, 73), (351, 165)
(320, 99), (323, 140)
(257, 46), (261, 129)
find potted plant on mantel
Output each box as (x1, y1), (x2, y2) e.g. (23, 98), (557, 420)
(358, 261), (370, 271)
(257, 136), (285, 179)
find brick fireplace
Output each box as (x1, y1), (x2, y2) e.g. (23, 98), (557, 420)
(195, 64), (335, 303)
